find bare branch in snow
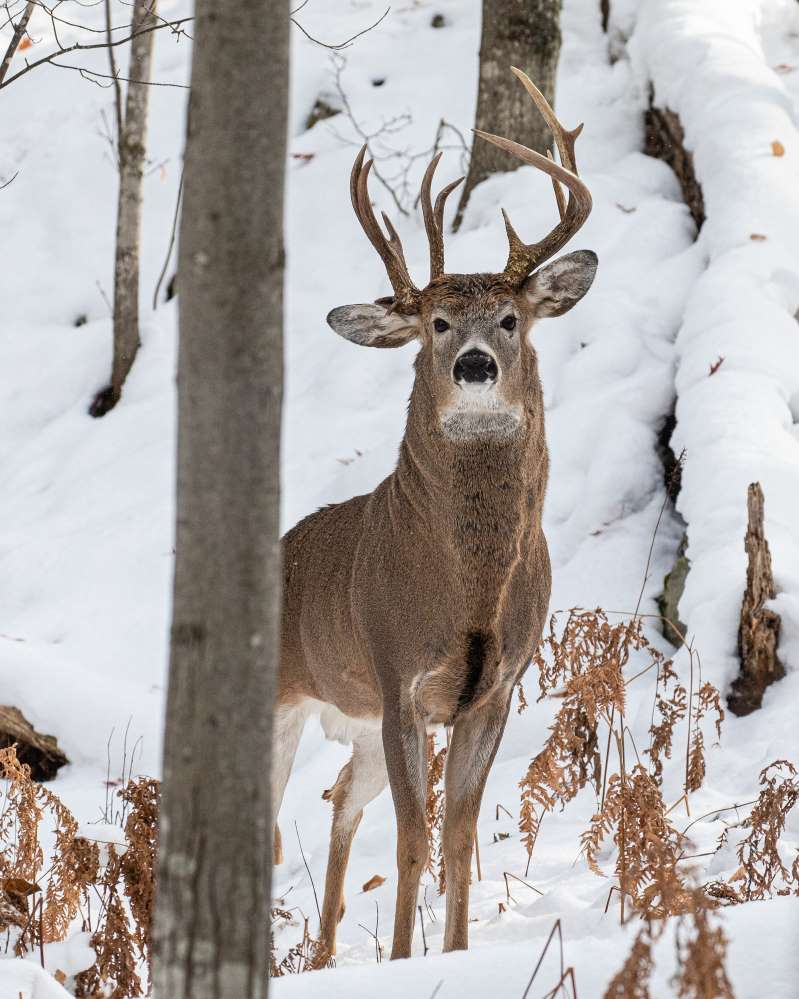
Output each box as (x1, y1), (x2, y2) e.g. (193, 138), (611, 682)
(291, 4), (389, 51)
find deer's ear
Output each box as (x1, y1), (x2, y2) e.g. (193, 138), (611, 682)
(327, 300), (421, 348)
(522, 250), (598, 318)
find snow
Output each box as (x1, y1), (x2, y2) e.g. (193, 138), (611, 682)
(0, 961), (74, 999)
(1, 0), (798, 996)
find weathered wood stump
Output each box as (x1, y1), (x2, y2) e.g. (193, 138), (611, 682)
(728, 483), (785, 715)
(0, 706), (69, 781)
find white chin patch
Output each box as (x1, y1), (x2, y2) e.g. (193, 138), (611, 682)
(440, 388), (522, 441)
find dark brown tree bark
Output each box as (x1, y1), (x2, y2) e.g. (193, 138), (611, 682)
(728, 483), (784, 716)
(454, 0), (562, 230)
(151, 0), (288, 996)
(644, 96), (705, 231)
(0, 706), (69, 782)
(90, 0), (157, 417)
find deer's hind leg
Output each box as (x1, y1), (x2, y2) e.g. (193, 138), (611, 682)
(271, 702), (308, 865)
(319, 729), (387, 955)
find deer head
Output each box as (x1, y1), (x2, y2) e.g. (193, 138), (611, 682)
(327, 68), (597, 441)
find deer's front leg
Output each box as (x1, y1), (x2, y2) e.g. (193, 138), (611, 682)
(382, 690), (428, 960)
(442, 692), (510, 952)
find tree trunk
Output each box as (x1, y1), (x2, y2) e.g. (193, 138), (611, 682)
(90, 0), (157, 417)
(151, 0), (288, 995)
(453, 0), (562, 230)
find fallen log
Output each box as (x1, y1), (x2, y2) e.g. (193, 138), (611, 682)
(0, 705), (68, 781)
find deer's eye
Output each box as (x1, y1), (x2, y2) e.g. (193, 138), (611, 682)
(500, 314), (517, 332)
(433, 318), (450, 333)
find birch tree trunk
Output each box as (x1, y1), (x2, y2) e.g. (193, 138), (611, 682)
(151, 0), (288, 996)
(454, 0), (562, 230)
(90, 0), (157, 416)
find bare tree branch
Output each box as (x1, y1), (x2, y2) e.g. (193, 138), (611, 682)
(104, 0), (123, 147)
(152, 167), (182, 309)
(291, 5), (389, 51)
(0, 11), (191, 89)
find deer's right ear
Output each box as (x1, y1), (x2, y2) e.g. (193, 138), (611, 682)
(326, 302), (421, 348)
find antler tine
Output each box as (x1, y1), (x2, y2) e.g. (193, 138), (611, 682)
(546, 149), (567, 221)
(420, 152), (464, 280)
(474, 68), (592, 285)
(349, 145), (420, 310)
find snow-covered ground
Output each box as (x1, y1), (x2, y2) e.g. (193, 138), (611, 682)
(1, 0), (798, 996)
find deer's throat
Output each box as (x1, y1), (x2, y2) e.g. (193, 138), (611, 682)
(448, 441), (530, 622)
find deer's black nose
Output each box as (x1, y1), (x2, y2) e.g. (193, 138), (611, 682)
(453, 348), (498, 385)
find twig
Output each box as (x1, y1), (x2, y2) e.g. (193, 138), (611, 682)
(330, 52), (409, 216)
(51, 59), (188, 87)
(95, 278), (113, 315)
(357, 900), (381, 963)
(104, 0), (122, 148)
(418, 904), (428, 955)
(521, 918), (566, 999)
(474, 833), (482, 881)
(152, 167), (182, 309)
(294, 821), (322, 923)
(291, 5), (389, 51)
(504, 870), (544, 898)
(0, 13), (192, 89)
(0, 170), (19, 190)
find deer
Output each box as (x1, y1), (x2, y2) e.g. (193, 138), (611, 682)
(272, 68), (596, 960)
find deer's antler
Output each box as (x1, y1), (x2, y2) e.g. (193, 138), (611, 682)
(474, 67), (593, 285)
(349, 145), (464, 305)
(420, 153), (463, 281)
(350, 145), (421, 313)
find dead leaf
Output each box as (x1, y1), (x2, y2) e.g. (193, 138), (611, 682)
(774, 64), (795, 75)
(2, 877), (40, 898)
(292, 152), (315, 164)
(18, 35), (33, 51)
(729, 866), (746, 883)
(362, 874), (386, 893)
(54, 971), (67, 986)
(709, 356), (725, 376)
(771, 140), (785, 157)
(749, 233), (767, 241)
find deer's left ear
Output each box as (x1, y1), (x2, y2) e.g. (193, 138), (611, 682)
(522, 250), (598, 318)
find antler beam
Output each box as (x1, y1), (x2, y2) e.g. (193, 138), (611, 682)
(474, 66), (593, 285)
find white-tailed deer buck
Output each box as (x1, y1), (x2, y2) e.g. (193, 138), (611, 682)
(274, 69), (596, 959)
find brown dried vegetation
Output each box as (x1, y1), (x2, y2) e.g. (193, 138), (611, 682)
(269, 910), (330, 976)
(0, 746), (158, 997)
(425, 732), (448, 894)
(513, 608), (784, 999)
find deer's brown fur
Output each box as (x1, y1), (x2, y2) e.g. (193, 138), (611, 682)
(272, 70), (597, 959)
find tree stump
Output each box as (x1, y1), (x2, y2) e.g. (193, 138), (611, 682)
(0, 706), (69, 781)
(728, 483), (784, 715)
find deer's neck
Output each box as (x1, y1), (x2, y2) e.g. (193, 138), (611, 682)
(391, 375), (547, 629)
